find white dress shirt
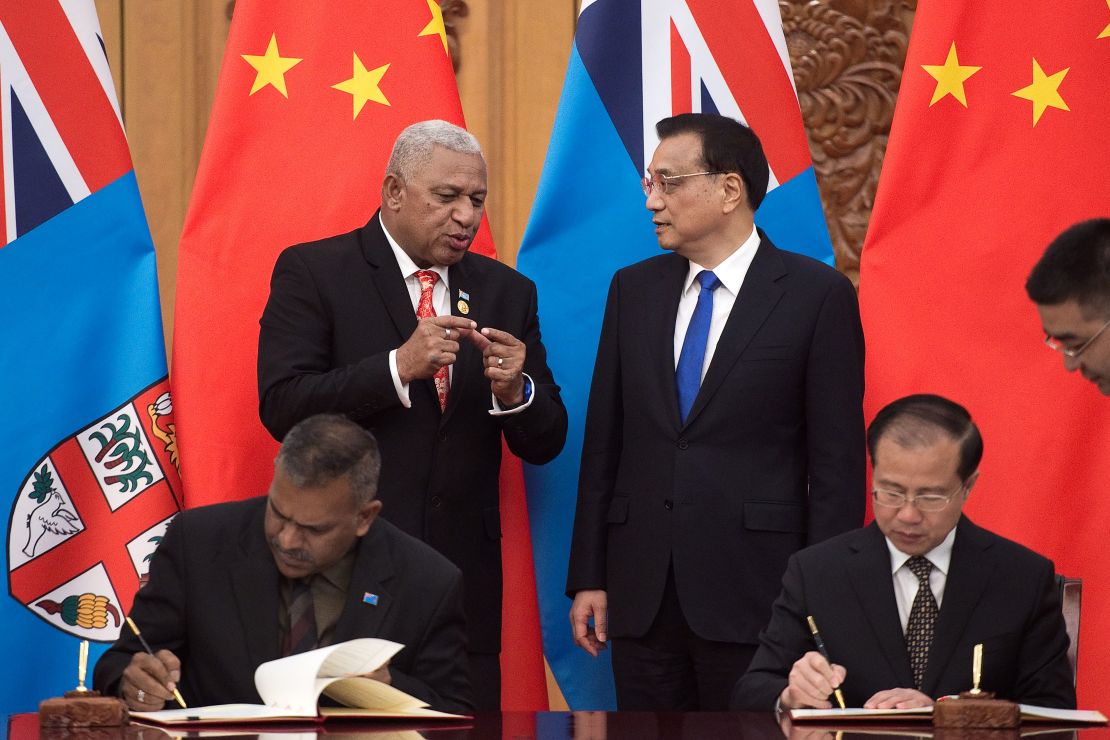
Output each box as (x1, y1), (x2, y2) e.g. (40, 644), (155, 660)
(885, 526), (957, 633)
(381, 221), (532, 414)
(673, 226), (761, 376)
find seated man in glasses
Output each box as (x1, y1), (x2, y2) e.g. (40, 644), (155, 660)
(1027, 218), (1110, 396)
(732, 394), (1076, 712)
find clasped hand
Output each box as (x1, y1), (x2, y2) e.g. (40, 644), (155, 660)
(396, 316), (527, 407)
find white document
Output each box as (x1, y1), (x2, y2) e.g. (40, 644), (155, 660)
(131, 638), (467, 725)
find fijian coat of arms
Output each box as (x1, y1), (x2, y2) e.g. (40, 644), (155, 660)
(7, 378), (182, 641)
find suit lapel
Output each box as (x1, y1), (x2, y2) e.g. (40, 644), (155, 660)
(361, 214), (441, 408)
(442, 258), (478, 426)
(230, 506), (282, 668)
(333, 522), (395, 643)
(654, 255), (689, 429)
(682, 237), (786, 429)
(922, 517), (995, 696)
(360, 215), (419, 343)
(845, 524), (916, 689)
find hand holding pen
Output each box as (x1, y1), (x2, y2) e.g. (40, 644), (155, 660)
(121, 616), (187, 710)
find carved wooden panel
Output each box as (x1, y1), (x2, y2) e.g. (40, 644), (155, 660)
(781, 0), (917, 283)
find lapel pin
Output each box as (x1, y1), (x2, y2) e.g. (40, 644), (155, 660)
(456, 292), (470, 315)
(362, 592), (379, 606)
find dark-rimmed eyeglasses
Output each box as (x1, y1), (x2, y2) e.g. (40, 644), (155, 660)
(1044, 317), (1110, 359)
(641, 171), (725, 196)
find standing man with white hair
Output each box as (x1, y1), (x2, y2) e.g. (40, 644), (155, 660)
(258, 120), (568, 709)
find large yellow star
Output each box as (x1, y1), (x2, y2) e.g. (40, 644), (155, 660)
(241, 33), (302, 98)
(921, 42), (981, 107)
(1100, 0), (1110, 39)
(419, 0), (449, 55)
(332, 54), (391, 119)
(1011, 58), (1070, 126)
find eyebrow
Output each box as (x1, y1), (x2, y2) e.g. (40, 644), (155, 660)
(269, 499), (330, 530)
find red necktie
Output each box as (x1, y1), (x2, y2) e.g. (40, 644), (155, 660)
(415, 270), (449, 410)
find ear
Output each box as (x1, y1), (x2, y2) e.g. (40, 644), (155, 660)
(720, 172), (746, 215)
(354, 499), (383, 538)
(963, 470), (980, 496)
(381, 173), (406, 213)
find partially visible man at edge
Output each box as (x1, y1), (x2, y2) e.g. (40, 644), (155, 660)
(257, 120), (568, 709)
(1027, 218), (1110, 396)
(94, 414), (471, 713)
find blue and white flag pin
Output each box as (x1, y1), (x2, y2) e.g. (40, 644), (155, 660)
(362, 592), (379, 606)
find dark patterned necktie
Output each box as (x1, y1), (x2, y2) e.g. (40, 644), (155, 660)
(284, 578), (317, 656)
(905, 556), (938, 690)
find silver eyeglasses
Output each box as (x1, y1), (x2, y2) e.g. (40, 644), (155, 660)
(872, 483), (965, 512)
(641, 170), (725, 196)
(1044, 316), (1110, 359)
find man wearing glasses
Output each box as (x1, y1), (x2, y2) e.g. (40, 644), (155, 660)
(732, 394), (1075, 711)
(1027, 219), (1110, 396)
(566, 113), (866, 709)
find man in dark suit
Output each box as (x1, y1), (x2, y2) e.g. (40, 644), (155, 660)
(94, 414), (471, 713)
(257, 120), (567, 709)
(1027, 218), (1110, 396)
(566, 113), (866, 710)
(733, 394), (1075, 711)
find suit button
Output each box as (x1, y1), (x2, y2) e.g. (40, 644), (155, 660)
(664, 500), (673, 510)
(430, 496), (443, 509)
(677, 439), (688, 450)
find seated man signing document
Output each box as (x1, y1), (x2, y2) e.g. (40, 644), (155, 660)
(93, 414), (471, 713)
(732, 394), (1075, 711)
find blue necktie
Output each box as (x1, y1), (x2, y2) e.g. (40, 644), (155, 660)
(676, 270), (721, 423)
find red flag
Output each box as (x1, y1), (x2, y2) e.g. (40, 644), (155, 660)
(171, 0), (545, 708)
(860, 1), (1110, 707)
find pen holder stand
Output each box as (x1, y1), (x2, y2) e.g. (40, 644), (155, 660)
(39, 690), (129, 729)
(933, 691), (1020, 729)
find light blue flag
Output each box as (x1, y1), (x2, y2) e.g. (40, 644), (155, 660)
(0, 2), (181, 714)
(517, 0), (832, 709)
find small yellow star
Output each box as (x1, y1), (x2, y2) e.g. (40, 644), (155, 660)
(1100, 0), (1110, 39)
(921, 42), (982, 107)
(331, 53), (391, 119)
(1011, 58), (1070, 126)
(419, 0), (449, 55)
(241, 33), (302, 97)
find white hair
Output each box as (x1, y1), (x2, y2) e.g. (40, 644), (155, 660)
(386, 120), (483, 181)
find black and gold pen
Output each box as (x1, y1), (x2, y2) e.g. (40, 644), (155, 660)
(806, 615), (846, 709)
(126, 616), (187, 708)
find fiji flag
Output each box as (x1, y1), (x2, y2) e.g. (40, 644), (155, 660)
(517, 0), (831, 709)
(0, 1), (181, 714)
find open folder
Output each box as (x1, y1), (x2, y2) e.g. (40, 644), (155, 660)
(130, 638), (468, 725)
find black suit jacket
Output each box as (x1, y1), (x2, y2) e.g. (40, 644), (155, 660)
(566, 234), (866, 642)
(732, 518), (1076, 710)
(93, 497), (472, 712)
(257, 214), (567, 653)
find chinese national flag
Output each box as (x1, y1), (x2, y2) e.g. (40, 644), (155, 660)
(171, 0), (546, 709)
(860, 1), (1110, 708)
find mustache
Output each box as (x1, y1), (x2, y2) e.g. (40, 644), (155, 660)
(270, 539), (312, 563)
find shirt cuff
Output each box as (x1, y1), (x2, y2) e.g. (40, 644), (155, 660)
(489, 373), (534, 416)
(389, 350), (412, 409)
